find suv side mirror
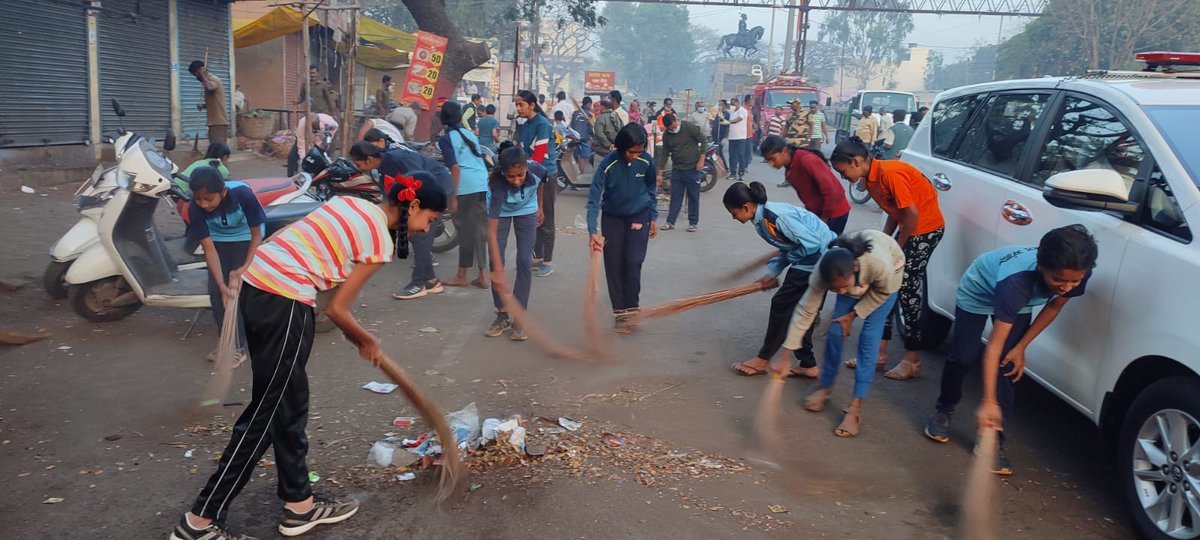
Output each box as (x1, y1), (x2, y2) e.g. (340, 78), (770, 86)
(163, 131), (176, 151)
(1042, 168), (1137, 215)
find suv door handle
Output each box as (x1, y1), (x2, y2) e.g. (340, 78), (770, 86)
(931, 172), (951, 191)
(1002, 200), (1033, 225)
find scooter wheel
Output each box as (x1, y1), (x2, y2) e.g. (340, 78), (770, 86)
(69, 276), (142, 322)
(43, 260), (72, 300)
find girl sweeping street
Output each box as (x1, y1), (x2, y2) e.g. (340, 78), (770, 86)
(187, 166), (265, 365)
(772, 229), (905, 437)
(169, 174), (447, 540)
(725, 181), (835, 379)
(485, 145), (546, 342)
(829, 136), (946, 380)
(586, 124), (658, 333)
(513, 90), (559, 278)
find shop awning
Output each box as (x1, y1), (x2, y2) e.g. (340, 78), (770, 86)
(233, 6), (317, 49)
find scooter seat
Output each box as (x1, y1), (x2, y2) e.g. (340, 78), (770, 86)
(242, 177), (298, 205)
(264, 201), (324, 224)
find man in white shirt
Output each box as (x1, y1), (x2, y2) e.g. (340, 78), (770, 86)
(807, 100), (827, 150)
(688, 101), (709, 130)
(609, 90), (629, 125)
(877, 107), (893, 145)
(727, 96), (750, 181)
(552, 91), (576, 124)
(289, 112), (339, 175)
(387, 101), (423, 142)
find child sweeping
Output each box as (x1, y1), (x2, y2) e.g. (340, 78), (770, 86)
(587, 124), (658, 333)
(170, 175), (448, 540)
(725, 181), (835, 379)
(485, 145), (546, 342)
(771, 229), (905, 437)
(829, 135), (946, 380)
(923, 225), (1097, 475)
(187, 166), (265, 365)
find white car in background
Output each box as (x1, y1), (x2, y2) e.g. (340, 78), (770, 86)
(901, 52), (1200, 540)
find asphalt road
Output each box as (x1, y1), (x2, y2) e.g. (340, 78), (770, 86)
(0, 155), (1135, 539)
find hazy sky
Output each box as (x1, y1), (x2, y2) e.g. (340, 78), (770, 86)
(685, 4), (1032, 62)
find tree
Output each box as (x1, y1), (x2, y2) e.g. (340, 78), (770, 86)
(533, 16), (601, 95)
(817, 1), (914, 90)
(364, 0), (518, 59)
(599, 2), (697, 97)
(925, 45), (999, 90)
(996, 0), (1200, 79)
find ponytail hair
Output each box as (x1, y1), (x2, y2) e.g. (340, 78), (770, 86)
(829, 135), (870, 165)
(385, 170), (448, 259)
(818, 233), (874, 283)
(440, 100), (482, 158)
(517, 90), (546, 118)
(722, 180), (768, 209)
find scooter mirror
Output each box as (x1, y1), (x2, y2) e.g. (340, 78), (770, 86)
(111, 98), (126, 117)
(826, 97), (832, 106)
(163, 131), (177, 151)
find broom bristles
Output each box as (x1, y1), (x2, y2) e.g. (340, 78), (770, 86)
(375, 353), (466, 503)
(630, 282), (766, 325)
(581, 249), (610, 361)
(752, 375), (786, 460)
(489, 240), (590, 362)
(718, 251), (779, 284)
(962, 427), (999, 540)
(200, 291), (240, 407)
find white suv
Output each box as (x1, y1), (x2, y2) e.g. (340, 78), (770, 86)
(901, 54), (1200, 540)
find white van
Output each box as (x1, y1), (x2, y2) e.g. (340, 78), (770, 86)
(901, 53), (1200, 540)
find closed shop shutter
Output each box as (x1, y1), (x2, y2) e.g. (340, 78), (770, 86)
(0, 1), (90, 148)
(177, 0), (231, 139)
(285, 31), (305, 122)
(97, 0), (171, 136)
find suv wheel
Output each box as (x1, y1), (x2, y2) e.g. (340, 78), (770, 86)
(1119, 376), (1200, 540)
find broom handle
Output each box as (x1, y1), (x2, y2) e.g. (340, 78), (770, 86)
(634, 282), (768, 322)
(720, 251), (778, 283)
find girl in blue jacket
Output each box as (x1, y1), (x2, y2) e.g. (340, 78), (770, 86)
(725, 181), (835, 378)
(587, 124), (658, 333)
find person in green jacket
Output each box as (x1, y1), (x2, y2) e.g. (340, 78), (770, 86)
(176, 142), (231, 191)
(657, 114), (708, 232)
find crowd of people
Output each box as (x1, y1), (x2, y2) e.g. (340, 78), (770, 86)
(165, 74), (1101, 539)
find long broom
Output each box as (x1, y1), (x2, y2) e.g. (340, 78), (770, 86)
(581, 247), (610, 360)
(751, 372), (787, 467)
(488, 240), (590, 362)
(717, 251), (779, 284)
(200, 289), (240, 408)
(962, 426), (1000, 540)
(629, 282), (772, 325)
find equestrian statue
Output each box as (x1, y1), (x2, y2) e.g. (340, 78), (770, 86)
(717, 14), (764, 59)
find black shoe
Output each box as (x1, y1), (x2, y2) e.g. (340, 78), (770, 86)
(170, 514), (257, 540)
(924, 411), (953, 443)
(278, 495), (360, 537)
(485, 312), (512, 337)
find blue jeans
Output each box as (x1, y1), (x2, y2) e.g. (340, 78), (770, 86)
(490, 213), (538, 310)
(667, 168), (701, 227)
(935, 307), (1032, 430)
(819, 292), (899, 399)
(728, 138), (751, 176)
(408, 216), (443, 285)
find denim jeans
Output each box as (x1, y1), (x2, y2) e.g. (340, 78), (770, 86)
(935, 307), (1032, 429)
(490, 213), (538, 310)
(408, 215), (442, 285)
(819, 292), (899, 399)
(666, 168), (701, 227)
(728, 138), (751, 176)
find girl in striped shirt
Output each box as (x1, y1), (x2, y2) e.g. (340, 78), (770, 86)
(170, 174), (447, 540)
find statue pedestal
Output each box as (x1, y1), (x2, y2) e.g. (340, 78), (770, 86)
(711, 59), (760, 101)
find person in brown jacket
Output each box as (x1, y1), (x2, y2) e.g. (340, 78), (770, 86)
(299, 65), (337, 116)
(374, 75), (393, 117)
(189, 60), (229, 146)
(774, 229), (904, 438)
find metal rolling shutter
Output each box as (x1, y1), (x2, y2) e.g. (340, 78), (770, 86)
(177, 0), (231, 139)
(0, 1), (90, 147)
(97, 0), (171, 136)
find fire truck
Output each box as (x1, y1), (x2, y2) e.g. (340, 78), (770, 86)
(750, 73), (825, 146)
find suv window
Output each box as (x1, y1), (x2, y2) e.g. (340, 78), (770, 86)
(930, 94), (983, 156)
(1032, 96), (1146, 192)
(1143, 166), (1192, 242)
(952, 93), (1052, 177)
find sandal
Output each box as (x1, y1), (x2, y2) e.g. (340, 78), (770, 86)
(835, 407), (861, 437)
(883, 360), (921, 381)
(731, 360), (769, 376)
(803, 389), (830, 412)
(844, 358), (887, 371)
(789, 366), (820, 379)
(661, 223), (675, 231)
(470, 278), (490, 289)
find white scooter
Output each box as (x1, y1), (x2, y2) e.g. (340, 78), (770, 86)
(63, 100), (322, 322)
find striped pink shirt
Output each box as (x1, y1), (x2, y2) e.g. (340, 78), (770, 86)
(243, 197), (392, 305)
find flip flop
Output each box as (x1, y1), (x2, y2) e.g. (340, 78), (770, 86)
(661, 223), (675, 231)
(731, 361), (768, 376)
(884, 360), (921, 381)
(844, 358), (888, 371)
(835, 407), (861, 437)
(789, 366), (820, 378)
(803, 389), (830, 412)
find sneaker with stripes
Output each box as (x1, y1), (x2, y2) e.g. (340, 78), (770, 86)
(277, 495), (359, 537)
(169, 514), (256, 540)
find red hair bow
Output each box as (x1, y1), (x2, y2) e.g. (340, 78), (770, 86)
(384, 174), (422, 202)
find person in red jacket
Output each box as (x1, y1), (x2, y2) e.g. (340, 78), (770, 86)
(760, 135), (850, 234)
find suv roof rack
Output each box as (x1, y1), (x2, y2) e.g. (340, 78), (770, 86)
(1075, 69), (1200, 81)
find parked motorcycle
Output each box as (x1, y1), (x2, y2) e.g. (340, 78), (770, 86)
(660, 142), (722, 194)
(63, 100), (321, 322)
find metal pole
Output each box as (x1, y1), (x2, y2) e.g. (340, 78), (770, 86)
(301, 3), (312, 126)
(341, 0), (359, 152)
(783, 0), (795, 72)
(796, 4), (809, 76)
(767, 5), (776, 76)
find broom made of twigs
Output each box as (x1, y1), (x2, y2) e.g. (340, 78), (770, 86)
(581, 248), (610, 360)
(962, 426), (1000, 540)
(200, 288), (240, 407)
(373, 352), (467, 503)
(489, 240), (590, 362)
(718, 251), (779, 284)
(751, 372), (787, 468)
(629, 282), (771, 325)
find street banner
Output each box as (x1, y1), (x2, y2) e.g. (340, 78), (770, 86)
(399, 31), (449, 108)
(584, 70), (616, 93)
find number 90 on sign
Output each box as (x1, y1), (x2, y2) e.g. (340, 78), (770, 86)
(420, 85), (435, 99)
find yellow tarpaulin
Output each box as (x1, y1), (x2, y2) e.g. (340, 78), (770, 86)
(356, 46), (409, 70)
(233, 6), (317, 49)
(358, 17), (416, 53)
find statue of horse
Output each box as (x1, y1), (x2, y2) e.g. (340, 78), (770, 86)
(717, 26), (765, 59)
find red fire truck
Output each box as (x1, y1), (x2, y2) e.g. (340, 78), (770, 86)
(750, 73), (824, 146)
